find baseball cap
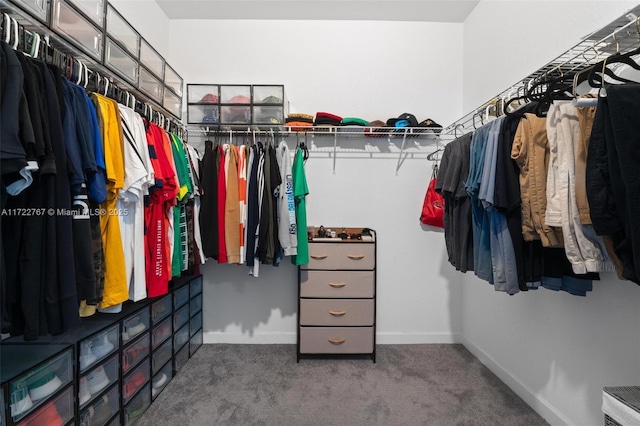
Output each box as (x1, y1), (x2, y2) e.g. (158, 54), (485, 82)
(262, 95), (281, 103)
(28, 373), (62, 401)
(87, 366), (110, 394)
(386, 113), (419, 128)
(91, 333), (115, 358)
(200, 94), (218, 103)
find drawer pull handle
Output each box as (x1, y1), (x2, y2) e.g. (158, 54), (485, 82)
(328, 282), (346, 288)
(347, 254), (365, 260)
(310, 254), (328, 260)
(328, 338), (346, 344)
(329, 310), (346, 316)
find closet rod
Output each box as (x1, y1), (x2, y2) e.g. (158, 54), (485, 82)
(441, 4), (640, 136)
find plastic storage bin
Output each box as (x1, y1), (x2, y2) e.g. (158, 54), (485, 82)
(173, 305), (189, 332)
(13, 0), (48, 23)
(174, 344), (190, 373)
(152, 338), (172, 376)
(163, 90), (182, 119)
(188, 85), (219, 104)
(220, 105), (251, 124)
(140, 39), (164, 79)
(80, 355), (118, 409)
(253, 106), (284, 125)
(122, 333), (150, 374)
(105, 38), (138, 85)
(190, 276), (203, 296)
(151, 295), (172, 325)
(124, 383), (150, 426)
(152, 316), (172, 350)
(220, 85), (251, 103)
(190, 296), (202, 316)
(15, 385), (74, 426)
(67, 0), (104, 26)
(252, 85), (284, 104)
(79, 383), (119, 426)
(190, 329), (203, 357)
(106, 5), (139, 56)
(52, 0), (103, 60)
(80, 324), (119, 373)
(122, 358), (150, 405)
(151, 361), (173, 400)
(122, 307), (150, 343)
(173, 285), (190, 310)
(139, 67), (163, 103)
(190, 311), (203, 337)
(188, 105), (218, 125)
(164, 65), (183, 97)
(173, 324), (189, 354)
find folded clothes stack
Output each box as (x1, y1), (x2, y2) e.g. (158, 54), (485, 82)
(340, 117), (369, 126)
(285, 113), (314, 131)
(314, 112), (342, 126)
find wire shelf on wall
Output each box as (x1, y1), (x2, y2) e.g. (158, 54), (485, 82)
(186, 125), (446, 174)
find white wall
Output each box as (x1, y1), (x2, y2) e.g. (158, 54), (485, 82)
(463, 0), (638, 112)
(168, 20), (463, 125)
(462, 2), (640, 425)
(167, 19), (465, 343)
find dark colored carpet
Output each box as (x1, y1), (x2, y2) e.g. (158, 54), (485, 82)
(138, 344), (548, 426)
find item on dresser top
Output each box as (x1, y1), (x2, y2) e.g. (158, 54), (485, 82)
(79, 377), (91, 405)
(87, 365), (110, 394)
(80, 340), (98, 370)
(91, 333), (115, 358)
(10, 383), (33, 416)
(28, 373), (62, 401)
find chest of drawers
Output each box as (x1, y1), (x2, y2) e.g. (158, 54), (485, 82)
(297, 228), (376, 362)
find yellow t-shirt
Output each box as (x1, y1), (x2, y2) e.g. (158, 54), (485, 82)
(93, 94), (128, 308)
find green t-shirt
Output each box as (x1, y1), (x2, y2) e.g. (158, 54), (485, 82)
(291, 148), (309, 265)
(170, 134), (193, 276)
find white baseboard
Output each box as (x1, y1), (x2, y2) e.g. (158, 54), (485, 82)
(461, 336), (571, 426)
(376, 332), (461, 344)
(203, 331), (461, 345)
(203, 331), (297, 344)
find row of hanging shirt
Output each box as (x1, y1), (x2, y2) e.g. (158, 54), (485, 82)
(0, 36), (206, 340)
(435, 52), (640, 296)
(198, 135), (310, 277)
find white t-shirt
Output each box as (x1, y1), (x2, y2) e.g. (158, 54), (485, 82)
(118, 105), (154, 302)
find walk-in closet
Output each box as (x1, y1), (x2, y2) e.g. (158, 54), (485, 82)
(1, 1), (640, 425)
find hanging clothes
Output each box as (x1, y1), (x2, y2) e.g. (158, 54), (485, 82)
(199, 139), (219, 259)
(436, 133), (473, 273)
(546, 101), (614, 275)
(587, 85), (640, 284)
(224, 143), (241, 264)
(118, 105), (154, 302)
(291, 146), (309, 266)
(92, 94), (128, 311)
(276, 140), (297, 256)
(217, 145), (228, 263)
(144, 122), (177, 297)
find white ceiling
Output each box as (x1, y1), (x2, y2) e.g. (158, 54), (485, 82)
(155, 0), (480, 22)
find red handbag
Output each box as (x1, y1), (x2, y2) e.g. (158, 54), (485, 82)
(420, 165), (445, 228)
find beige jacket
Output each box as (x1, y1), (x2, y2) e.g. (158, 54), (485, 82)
(511, 113), (563, 248)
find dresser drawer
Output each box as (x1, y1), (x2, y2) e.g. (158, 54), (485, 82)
(302, 243), (339, 270)
(336, 244), (375, 270)
(300, 299), (374, 326)
(299, 327), (374, 354)
(300, 271), (374, 298)
(301, 243), (375, 270)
